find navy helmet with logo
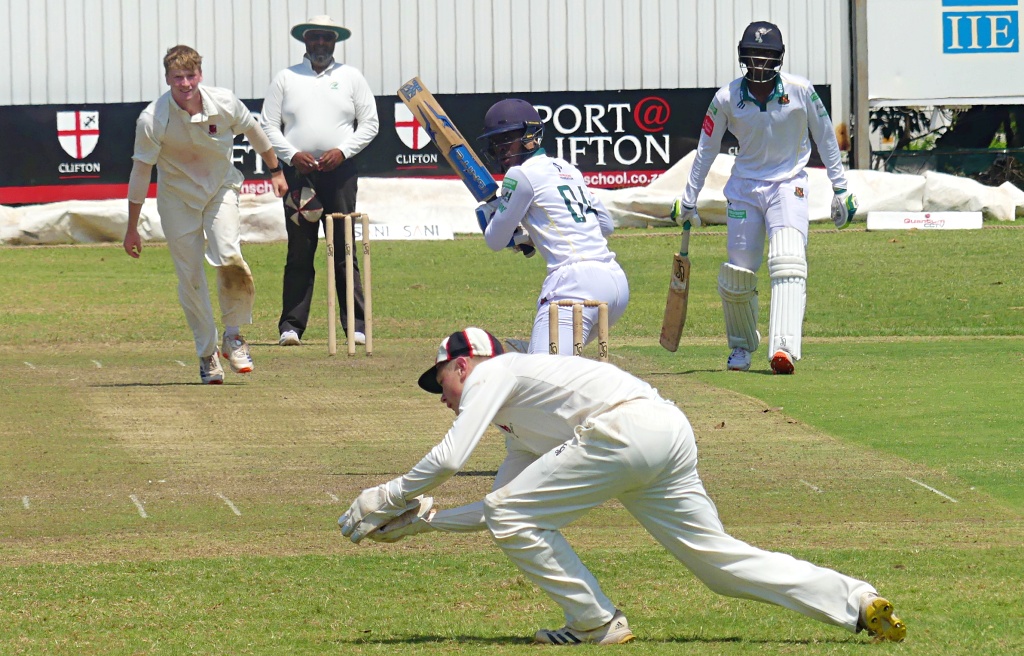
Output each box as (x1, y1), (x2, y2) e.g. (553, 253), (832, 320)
(738, 21), (786, 83)
(478, 99), (544, 172)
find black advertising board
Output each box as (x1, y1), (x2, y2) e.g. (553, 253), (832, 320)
(0, 87), (829, 205)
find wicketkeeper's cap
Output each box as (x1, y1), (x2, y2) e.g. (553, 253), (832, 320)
(418, 327), (504, 393)
(291, 15), (351, 42)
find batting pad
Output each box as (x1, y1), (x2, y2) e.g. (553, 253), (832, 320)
(718, 263), (760, 351)
(767, 227), (807, 360)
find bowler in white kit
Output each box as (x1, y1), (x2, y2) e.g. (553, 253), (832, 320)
(672, 21), (859, 375)
(474, 99), (629, 356)
(338, 327), (906, 645)
(123, 45), (288, 384)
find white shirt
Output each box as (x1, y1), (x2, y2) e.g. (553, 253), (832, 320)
(485, 151), (617, 271)
(681, 72), (848, 208)
(261, 56), (379, 164)
(133, 86), (257, 210)
(397, 353), (671, 532)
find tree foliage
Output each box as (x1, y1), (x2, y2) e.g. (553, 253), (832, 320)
(869, 107), (932, 150)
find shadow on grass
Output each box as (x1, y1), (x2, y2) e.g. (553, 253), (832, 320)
(342, 634), (856, 646)
(89, 382), (250, 387)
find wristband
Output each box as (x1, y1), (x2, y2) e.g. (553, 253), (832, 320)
(268, 164), (282, 173)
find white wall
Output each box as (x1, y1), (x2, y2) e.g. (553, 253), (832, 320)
(867, 0), (1024, 106)
(0, 0), (847, 102)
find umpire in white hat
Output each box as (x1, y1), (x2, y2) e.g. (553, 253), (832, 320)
(261, 15), (379, 348)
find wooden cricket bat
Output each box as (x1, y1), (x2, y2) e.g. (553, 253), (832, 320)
(659, 224), (692, 352)
(397, 76), (534, 257)
(397, 76), (498, 202)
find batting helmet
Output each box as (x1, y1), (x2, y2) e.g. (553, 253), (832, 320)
(738, 21), (785, 83)
(478, 99), (544, 171)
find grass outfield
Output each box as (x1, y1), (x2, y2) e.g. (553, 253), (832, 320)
(0, 225), (1022, 654)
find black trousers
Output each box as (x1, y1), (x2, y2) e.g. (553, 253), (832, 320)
(279, 161), (366, 337)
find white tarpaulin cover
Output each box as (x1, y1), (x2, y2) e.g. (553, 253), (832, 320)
(1, 153), (1020, 245)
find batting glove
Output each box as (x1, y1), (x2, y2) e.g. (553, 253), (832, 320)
(475, 199), (501, 233)
(670, 198), (701, 228)
(831, 189), (858, 229)
(338, 478), (406, 544)
(511, 226), (536, 258)
(370, 496), (438, 543)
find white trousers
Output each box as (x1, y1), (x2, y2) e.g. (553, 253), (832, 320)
(158, 186), (254, 357)
(528, 259), (630, 355)
(722, 172), (810, 272)
(483, 400), (874, 632)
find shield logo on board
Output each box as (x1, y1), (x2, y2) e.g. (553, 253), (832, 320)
(394, 103), (430, 150)
(57, 111), (100, 159)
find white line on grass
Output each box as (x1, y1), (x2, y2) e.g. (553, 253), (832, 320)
(216, 493), (242, 516)
(799, 480), (823, 493)
(906, 477), (958, 503)
(22, 496), (30, 509)
(23, 362), (35, 369)
(92, 360), (103, 368)
(326, 492), (339, 502)
(129, 494), (148, 518)
(174, 360), (187, 367)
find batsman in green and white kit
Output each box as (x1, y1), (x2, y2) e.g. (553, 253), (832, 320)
(474, 99), (630, 356)
(339, 328), (906, 645)
(673, 21), (858, 375)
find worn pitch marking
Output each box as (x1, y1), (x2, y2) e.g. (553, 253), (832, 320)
(906, 476), (958, 503)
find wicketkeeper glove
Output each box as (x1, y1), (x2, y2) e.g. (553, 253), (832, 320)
(370, 496), (438, 543)
(338, 478), (407, 544)
(670, 198), (701, 228)
(831, 189), (858, 229)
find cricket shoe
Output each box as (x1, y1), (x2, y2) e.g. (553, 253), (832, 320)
(199, 353), (224, 385)
(279, 330), (301, 346)
(534, 610), (635, 645)
(770, 350), (795, 375)
(727, 347), (752, 371)
(354, 331), (366, 345)
(221, 334), (254, 374)
(859, 593), (906, 642)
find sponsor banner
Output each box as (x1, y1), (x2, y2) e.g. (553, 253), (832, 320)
(866, 211), (983, 230)
(0, 88), (831, 205)
(353, 223), (454, 241)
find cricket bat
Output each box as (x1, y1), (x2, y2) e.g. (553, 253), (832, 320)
(397, 76), (498, 202)
(659, 223), (692, 352)
(397, 76), (533, 256)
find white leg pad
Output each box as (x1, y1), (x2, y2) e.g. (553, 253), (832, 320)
(767, 228), (807, 360)
(718, 263), (760, 352)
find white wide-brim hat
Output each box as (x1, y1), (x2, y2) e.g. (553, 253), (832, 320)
(291, 15), (351, 42)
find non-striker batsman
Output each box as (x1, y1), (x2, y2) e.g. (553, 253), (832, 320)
(672, 21), (858, 375)
(339, 327), (905, 645)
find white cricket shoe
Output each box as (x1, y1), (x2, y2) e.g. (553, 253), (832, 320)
(354, 331), (366, 345)
(534, 610), (635, 645)
(279, 330), (301, 346)
(727, 347), (752, 371)
(503, 338), (530, 354)
(770, 350), (795, 375)
(221, 334), (254, 374)
(199, 353), (224, 385)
